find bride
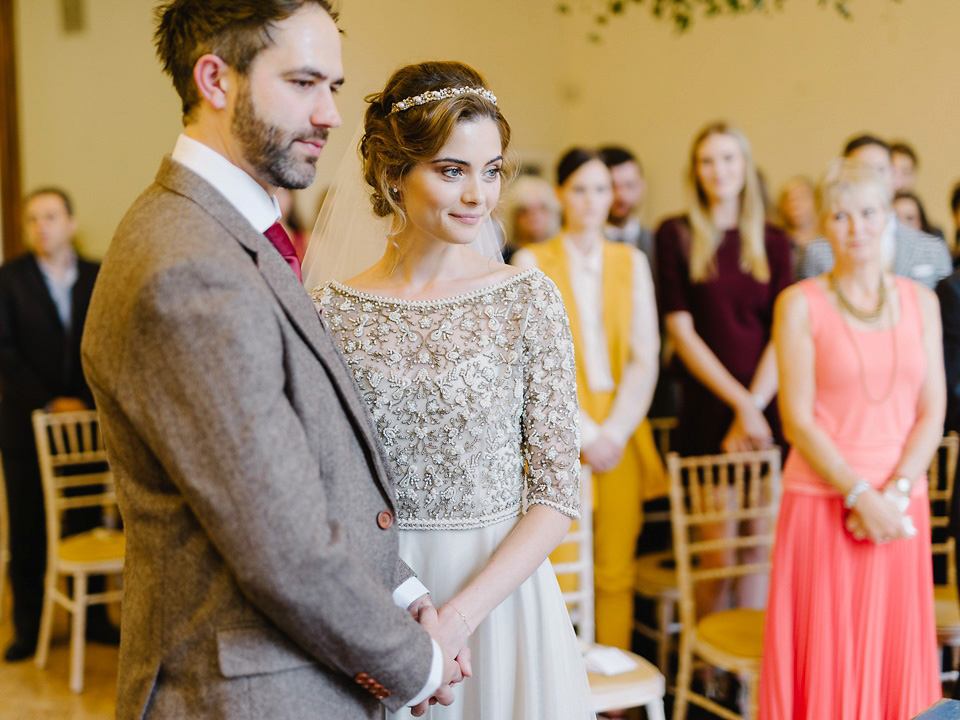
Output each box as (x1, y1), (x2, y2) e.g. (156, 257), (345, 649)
(306, 61), (595, 719)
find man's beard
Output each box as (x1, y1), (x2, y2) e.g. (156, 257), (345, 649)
(232, 81), (327, 190)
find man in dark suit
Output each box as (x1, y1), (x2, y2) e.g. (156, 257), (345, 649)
(938, 269), (960, 695)
(81, 2), (459, 717)
(0, 187), (107, 661)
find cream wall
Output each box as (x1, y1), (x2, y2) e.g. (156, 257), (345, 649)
(559, 0), (960, 231)
(15, 0), (960, 258)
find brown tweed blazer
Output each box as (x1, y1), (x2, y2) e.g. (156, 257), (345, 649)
(81, 157), (433, 719)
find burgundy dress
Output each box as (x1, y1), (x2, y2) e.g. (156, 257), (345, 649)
(655, 216), (792, 455)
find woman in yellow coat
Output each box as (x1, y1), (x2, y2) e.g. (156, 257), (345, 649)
(513, 148), (666, 650)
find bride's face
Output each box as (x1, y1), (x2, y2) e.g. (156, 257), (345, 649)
(399, 118), (503, 247)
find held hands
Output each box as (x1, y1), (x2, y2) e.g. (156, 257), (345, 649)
(845, 486), (910, 544)
(721, 401), (773, 453)
(581, 432), (624, 473)
(409, 601), (473, 717)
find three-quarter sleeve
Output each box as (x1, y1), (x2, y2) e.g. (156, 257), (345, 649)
(520, 274), (582, 519)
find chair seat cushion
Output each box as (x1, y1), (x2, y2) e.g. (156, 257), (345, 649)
(59, 528), (125, 564)
(635, 551), (678, 594)
(697, 608), (765, 660)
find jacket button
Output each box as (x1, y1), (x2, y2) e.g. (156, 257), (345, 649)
(377, 510), (394, 530)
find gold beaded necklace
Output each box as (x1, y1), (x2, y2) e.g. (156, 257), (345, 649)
(828, 273), (899, 405)
(828, 272), (886, 322)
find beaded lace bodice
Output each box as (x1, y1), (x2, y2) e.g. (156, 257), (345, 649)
(314, 269), (581, 530)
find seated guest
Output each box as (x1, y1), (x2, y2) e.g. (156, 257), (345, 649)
(891, 140), (919, 193)
(599, 146), (655, 264)
(513, 148), (665, 651)
(502, 174), (559, 264)
(894, 191), (944, 239)
(0, 187), (115, 662)
(777, 175), (818, 248)
(795, 134), (951, 289)
(655, 122), (792, 615)
(760, 159), (942, 718)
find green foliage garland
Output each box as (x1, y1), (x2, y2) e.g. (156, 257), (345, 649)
(556, 0), (898, 39)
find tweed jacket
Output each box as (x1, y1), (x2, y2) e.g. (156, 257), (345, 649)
(794, 219), (952, 289)
(81, 158), (433, 719)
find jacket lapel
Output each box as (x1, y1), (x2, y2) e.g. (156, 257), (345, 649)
(154, 158), (396, 504)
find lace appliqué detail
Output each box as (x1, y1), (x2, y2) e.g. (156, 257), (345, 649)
(313, 269), (581, 530)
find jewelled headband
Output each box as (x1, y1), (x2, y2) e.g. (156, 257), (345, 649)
(388, 86), (498, 115)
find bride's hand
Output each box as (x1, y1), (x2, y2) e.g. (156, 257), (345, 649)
(436, 603), (472, 661)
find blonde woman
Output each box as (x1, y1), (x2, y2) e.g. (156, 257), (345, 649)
(759, 161), (941, 718)
(654, 122), (792, 613)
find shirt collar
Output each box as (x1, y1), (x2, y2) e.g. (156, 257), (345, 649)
(36, 251), (78, 286)
(605, 217), (641, 244)
(171, 134), (281, 234)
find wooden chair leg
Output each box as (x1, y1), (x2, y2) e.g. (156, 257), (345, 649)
(69, 573), (87, 694)
(746, 670), (759, 720)
(34, 570), (57, 669)
(657, 597), (672, 674)
(673, 631), (693, 720)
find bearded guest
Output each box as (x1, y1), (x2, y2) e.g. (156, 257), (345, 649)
(600, 146), (655, 269)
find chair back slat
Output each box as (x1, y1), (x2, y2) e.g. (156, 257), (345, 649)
(557, 467), (596, 644)
(31, 410), (115, 563)
(668, 448), (782, 628)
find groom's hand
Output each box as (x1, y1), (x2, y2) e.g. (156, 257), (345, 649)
(411, 605), (460, 716)
(407, 592), (433, 619)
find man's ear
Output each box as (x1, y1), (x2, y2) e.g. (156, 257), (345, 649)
(192, 53), (231, 111)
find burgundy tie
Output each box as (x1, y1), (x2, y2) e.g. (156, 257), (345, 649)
(264, 221), (302, 283)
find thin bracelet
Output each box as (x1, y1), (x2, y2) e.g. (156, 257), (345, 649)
(447, 602), (473, 634)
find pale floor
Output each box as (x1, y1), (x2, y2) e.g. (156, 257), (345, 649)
(0, 588), (117, 720)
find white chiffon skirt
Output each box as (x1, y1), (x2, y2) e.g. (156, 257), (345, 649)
(388, 515), (596, 720)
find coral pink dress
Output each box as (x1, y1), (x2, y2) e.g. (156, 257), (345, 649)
(758, 277), (940, 719)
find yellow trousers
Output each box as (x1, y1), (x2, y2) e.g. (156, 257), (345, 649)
(552, 419), (666, 650)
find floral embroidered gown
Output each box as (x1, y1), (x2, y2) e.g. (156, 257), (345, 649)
(316, 268), (595, 719)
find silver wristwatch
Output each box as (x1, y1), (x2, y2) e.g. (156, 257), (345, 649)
(893, 476), (912, 495)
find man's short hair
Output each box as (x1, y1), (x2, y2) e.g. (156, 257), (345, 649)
(890, 140), (919, 167)
(842, 134), (891, 159)
(950, 182), (960, 215)
(598, 145), (643, 174)
(154, 0), (338, 123)
(24, 187), (73, 216)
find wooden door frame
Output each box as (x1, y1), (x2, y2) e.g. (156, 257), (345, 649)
(0, 0), (21, 260)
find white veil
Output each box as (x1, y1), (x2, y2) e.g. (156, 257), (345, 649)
(301, 122), (505, 292)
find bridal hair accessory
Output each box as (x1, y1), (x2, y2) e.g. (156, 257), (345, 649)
(388, 86), (498, 115)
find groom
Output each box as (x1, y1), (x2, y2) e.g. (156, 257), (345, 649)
(81, 2), (458, 717)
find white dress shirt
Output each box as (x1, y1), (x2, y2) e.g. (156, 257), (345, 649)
(37, 252), (79, 331)
(171, 134), (441, 705)
(513, 238), (660, 449)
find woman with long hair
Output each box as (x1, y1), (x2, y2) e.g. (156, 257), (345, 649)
(307, 61), (594, 719)
(655, 122), (792, 614)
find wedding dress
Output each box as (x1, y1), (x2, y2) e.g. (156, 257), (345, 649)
(314, 268), (595, 719)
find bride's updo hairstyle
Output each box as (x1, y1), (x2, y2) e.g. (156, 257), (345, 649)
(361, 61), (514, 229)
